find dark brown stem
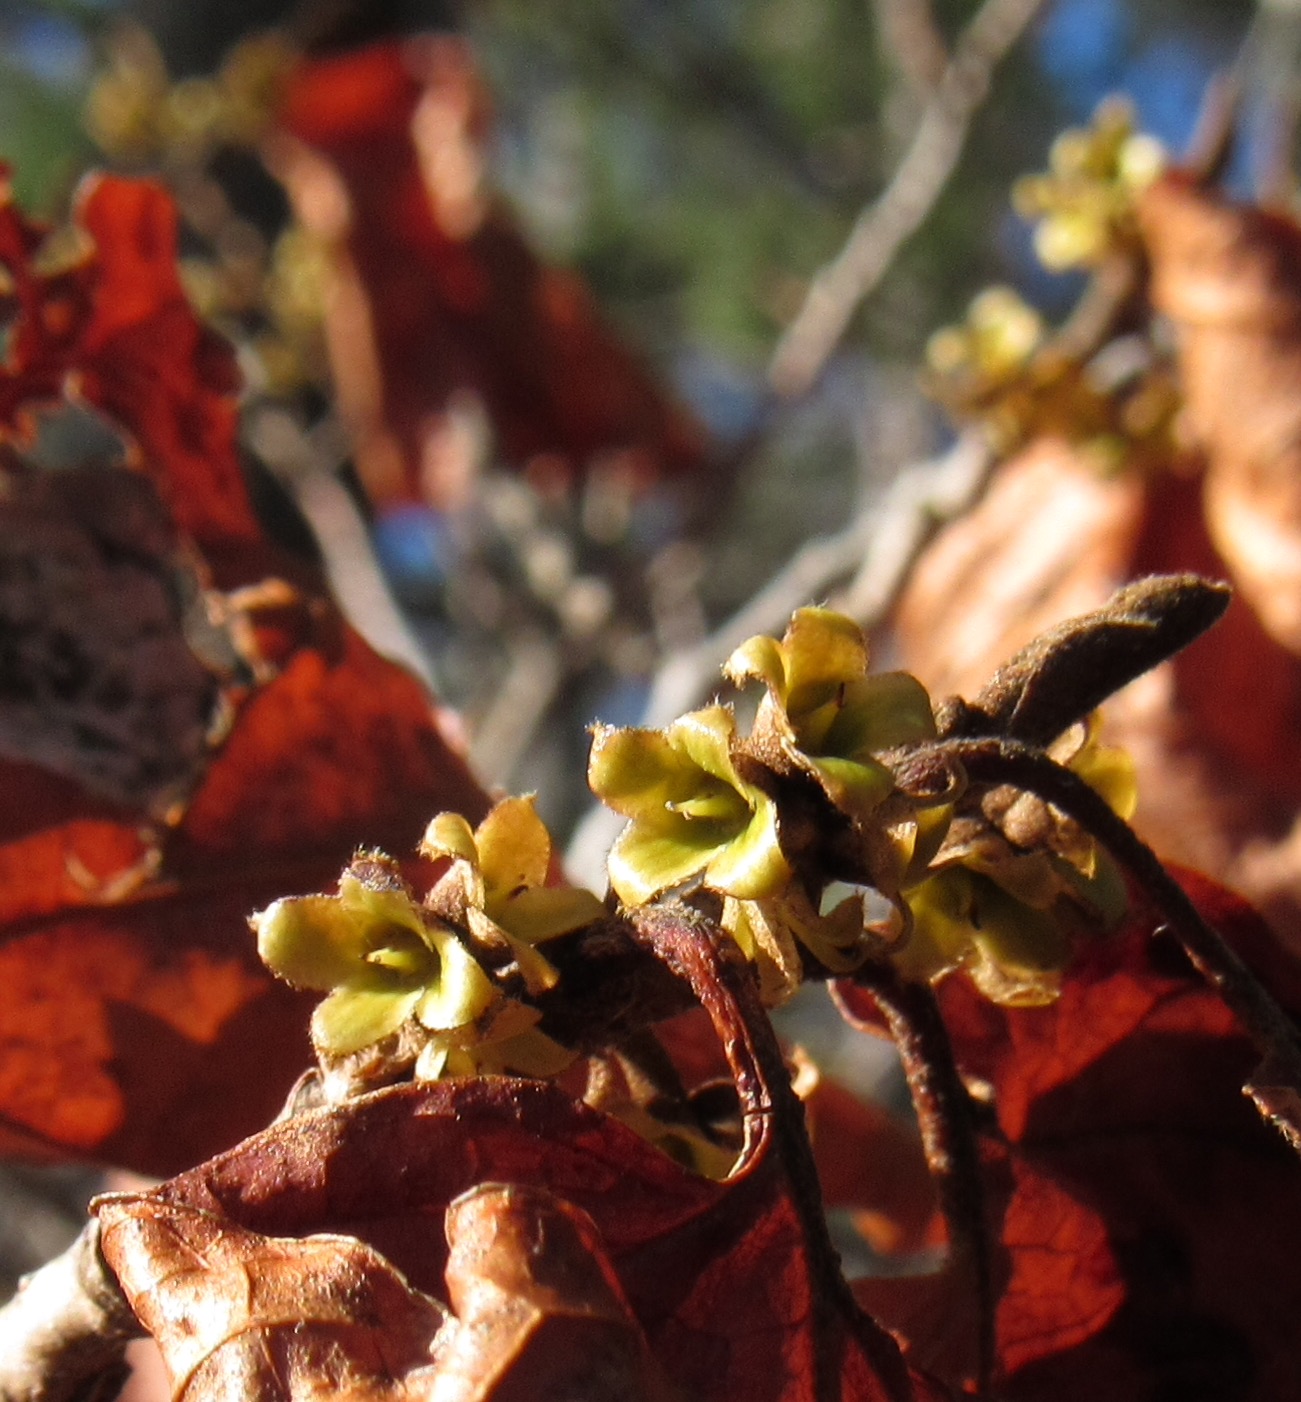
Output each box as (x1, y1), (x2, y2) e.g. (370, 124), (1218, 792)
(538, 914), (700, 1050)
(849, 960), (996, 1398)
(927, 736), (1301, 1153)
(629, 903), (918, 1402)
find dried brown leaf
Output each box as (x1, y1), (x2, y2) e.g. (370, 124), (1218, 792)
(98, 1196), (445, 1401)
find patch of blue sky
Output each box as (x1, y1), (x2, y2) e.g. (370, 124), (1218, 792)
(372, 503), (455, 600)
(1036, 0), (1133, 119)
(3, 10), (92, 89)
(1122, 35), (1221, 152)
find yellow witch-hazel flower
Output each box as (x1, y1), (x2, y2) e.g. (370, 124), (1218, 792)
(587, 700), (863, 1003)
(253, 854), (497, 1063)
(588, 613), (950, 1004)
(253, 798), (606, 1084)
(414, 796), (606, 1079)
(724, 885), (869, 1005)
(898, 717), (1137, 1004)
(716, 608), (951, 997)
(588, 704), (791, 908)
(922, 285), (1068, 450)
(926, 286), (1044, 395)
(420, 795), (606, 996)
(1013, 96), (1165, 272)
(725, 606), (938, 824)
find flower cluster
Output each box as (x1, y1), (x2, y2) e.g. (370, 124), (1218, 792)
(253, 797), (604, 1084)
(925, 98), (1179, 472)
(256, 611), (1137, 1061)
(1013, 97), (1164, 272)
(925, 286), (1047, 444)
(901, 718), (1135, 1004)
(589, 607), (1135, 1006)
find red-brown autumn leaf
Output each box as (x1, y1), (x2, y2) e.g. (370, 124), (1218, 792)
(99, 904), (945, 1402)
(0, 171), (259, 554)
(431, 1183), (673, 1402)
(0, 173), (491, 1172)
(0, 169), (97, 426)
(0, 616), (488, 1174)
(890, 435), (1146, 704)
(841, 871), (1301, 1399)
(267, 36), (707, 507)
(75, 174), (263, 554)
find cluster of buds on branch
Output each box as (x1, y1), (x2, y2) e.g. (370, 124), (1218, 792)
(926, 99), (1179, 471)
(253, 573), (1271, 1150)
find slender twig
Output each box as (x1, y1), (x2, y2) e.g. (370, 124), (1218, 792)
(630, 904), (917, 1402)
(850, 960), (996, 1398)
(467, 629), (563, 787)
(835, 428), (995, 621)
(871, 0), (950, 96)
(920, 736), (1301, 1153)
(0, 1221), (139, 1402)
(767, 0), (1049, 402)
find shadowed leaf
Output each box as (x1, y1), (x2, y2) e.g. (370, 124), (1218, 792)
(844, 871), (1301, 1398)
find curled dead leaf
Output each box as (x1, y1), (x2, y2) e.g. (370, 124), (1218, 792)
(432, 1183), (671, 1402)
(270, 37), (706, 507)
(1141, 173), (1301, 653)
(97, 1195), (446, 1401)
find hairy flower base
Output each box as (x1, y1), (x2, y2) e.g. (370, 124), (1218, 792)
(725, 888), (872, 1004)
(421, 796), (605, 994)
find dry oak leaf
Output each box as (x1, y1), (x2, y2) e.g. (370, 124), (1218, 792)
(111, 905), (947, 1401)
(1140, 172), (1301, 655)
(97, 1183), (675, 1402)
(268, 36), (706, 507)
(0, 529), (489, 1172)
(846, 870), (1301, 1399)
(0, 167), (97, 426)
(425, 1182), (673, 1402)
(72, 173), (261, 553)
(890, 435), (1147, 708)
(0, 172), (260, 552)
(97, 1196), (448, 1401)
(0, 174), (491, 1171)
